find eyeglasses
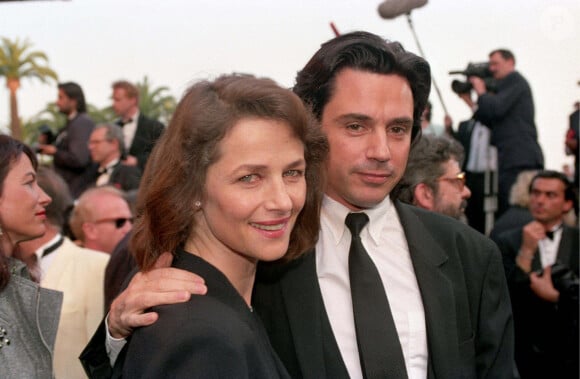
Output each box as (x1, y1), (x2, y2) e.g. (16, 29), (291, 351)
(437, 172), (466, 191)
(92, 217), (133, 229)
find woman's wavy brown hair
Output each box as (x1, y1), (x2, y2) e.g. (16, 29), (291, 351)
(131, 74), (328, 271)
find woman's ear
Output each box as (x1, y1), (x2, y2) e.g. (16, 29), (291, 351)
(413, 183), (435, 211)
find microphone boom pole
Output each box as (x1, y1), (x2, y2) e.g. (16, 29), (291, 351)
(405, 12), (449, 116)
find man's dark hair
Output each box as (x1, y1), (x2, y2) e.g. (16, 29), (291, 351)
(490, 49), (515, 63)
(529, 170), (576, 204)
(58, 82), (87, 113)
(293, 31), (431, 143)
(391, 135), (465, 204)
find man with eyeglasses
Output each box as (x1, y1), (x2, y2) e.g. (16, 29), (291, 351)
(392, 134), (472, 221)
(70, 186), (133, 255)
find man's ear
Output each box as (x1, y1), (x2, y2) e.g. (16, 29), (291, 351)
(413, 183), (435, 211)
(82, 222), (97, 242)
(562, 199), (573, 214)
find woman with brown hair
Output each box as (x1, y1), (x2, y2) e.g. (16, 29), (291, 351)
(122, 74), (327, 378)
(0, 135), (62, 378)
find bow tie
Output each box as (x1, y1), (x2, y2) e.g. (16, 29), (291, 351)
(545, 224), (563, 240)
(116, 118), (133, 128)
(98, 166), (112, 175)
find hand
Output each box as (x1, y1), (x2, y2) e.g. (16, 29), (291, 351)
(521, 221), (546, 253)
(123, 155), (139, 166)
(469, 76), (486, 96)
(529, 266), (560, 303)
(107, 252), (207, 338)
(38, 144), (57, 155)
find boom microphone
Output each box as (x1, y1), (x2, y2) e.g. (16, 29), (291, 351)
(378, 0), (428, 19)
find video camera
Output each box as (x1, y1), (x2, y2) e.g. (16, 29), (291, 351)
(449, 62), (497, 94)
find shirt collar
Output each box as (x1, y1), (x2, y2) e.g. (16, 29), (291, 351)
(321, 194), (394, 246)
(34, 233), (63, 262)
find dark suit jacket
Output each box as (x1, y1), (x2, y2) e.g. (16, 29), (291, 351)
(474, 71), (544, 172)
(81, 202), (515, 379)
(83, 161), (141, 193)
(128, 114), (164, 171)
(122, 249), (290, 379)
(254, 202), (516, 379)
(495, 225), (579, 379)
(53, 112), (95, 197)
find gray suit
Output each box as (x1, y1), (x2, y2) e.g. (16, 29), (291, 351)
(0, 259), (62, 379)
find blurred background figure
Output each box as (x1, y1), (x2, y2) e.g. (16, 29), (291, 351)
(18, 167), (109, 379)
(111, 80), (165, 171)
(69, 186), (133, 255)
(470, 49), (544, 218)
(565, 101), (579, 215)
(420, 100), (446, 136)
(448, 90), (498, 234)
(392, 134), (472, 221)
(0, 135), (61, 379)
(37, 82), (95, 198)
(85, 123), (141, 193)
(493, 170), (578, 379)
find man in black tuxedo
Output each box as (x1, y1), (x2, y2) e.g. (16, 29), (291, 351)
(81, 32), (516, 379)
(470, 49), (544, 217)
(86, 123), (141, 193)
(38, 82), (95, 198)
(111, 80), (164, 171)
(493, 170), (578, 379)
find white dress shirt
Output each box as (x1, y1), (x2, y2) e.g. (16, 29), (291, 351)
(33, 233), (62, 280)
(316, 195), (428, 379)
(122, 110), (139, 150)
(538, 224), (563, 268)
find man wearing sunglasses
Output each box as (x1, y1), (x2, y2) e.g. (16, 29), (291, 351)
(70, 186), (133, 255)
(392, 135), (472, 221)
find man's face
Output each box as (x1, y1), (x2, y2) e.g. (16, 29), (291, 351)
(88, 128), (119, 165)
(488, 52), (514, 80)
(320, 69), (414, 210)
(56, 89), (76, 115)
(112, 88), (137, 119)
(85, 193), (133, 253)
(529, 177), (572, 227)
(432, 159), (471, 219)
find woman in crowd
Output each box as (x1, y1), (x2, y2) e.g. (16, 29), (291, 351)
(122, 74), (327, 378)
(0, 135), (62, 378)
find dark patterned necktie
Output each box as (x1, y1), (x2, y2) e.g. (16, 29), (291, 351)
(346, 212), (408, 379)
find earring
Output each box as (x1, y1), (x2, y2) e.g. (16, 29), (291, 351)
(194, 201), (201, 208)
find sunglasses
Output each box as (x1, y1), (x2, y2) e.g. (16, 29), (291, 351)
(92, 217), (133, 229)
(437, 172), (466, 191)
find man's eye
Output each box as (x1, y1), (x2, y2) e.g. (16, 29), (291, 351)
(346, 123), (363, 131)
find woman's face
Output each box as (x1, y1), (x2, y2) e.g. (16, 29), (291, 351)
(0, 155), (51, 251)
(197, 118), (306, 263)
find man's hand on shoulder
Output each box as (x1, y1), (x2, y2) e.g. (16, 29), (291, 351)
(108, 252), (208, 338)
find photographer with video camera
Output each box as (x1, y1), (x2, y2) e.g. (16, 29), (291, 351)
(493, 170), (578, 379)
(469, 49), (544, 217)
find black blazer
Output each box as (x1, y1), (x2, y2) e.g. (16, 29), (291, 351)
(254, 202), (516, 379)
(128, 114), (164, 171)
(122, 249), (290, 379)
(81, 202), (516, 379)
(495, 225), (579, 379)
(83, 162), (141, 193)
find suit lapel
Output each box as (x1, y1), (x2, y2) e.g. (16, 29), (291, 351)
(556, 226), (576, 267)
(279, 251), (337, 378)
(395, 203), (459, 379)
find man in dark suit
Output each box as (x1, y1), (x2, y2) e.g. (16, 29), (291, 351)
(111, 80), (164, 171)
(38, 82), (95, 198)
(470, 49), (544, 217)
(81, 32), (516, 379)
(493, 170), (578, 379)
(86, 123), (141, 193)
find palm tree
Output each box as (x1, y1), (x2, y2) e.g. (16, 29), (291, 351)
(0, 37), (58, 140)
(136, 76), (176, 125)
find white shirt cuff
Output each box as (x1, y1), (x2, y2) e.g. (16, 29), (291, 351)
(105, 313), (127, 367)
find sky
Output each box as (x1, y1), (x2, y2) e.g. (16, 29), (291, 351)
(1, 0), (579, 171)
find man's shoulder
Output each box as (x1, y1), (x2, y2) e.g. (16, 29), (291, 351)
(60, 238), (110, 265)
(137, 113), (165, 129)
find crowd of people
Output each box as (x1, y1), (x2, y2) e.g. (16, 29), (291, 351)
(0, 31), (577, 379)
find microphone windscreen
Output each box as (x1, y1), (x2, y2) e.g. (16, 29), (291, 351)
(378, 0), (428, 19)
